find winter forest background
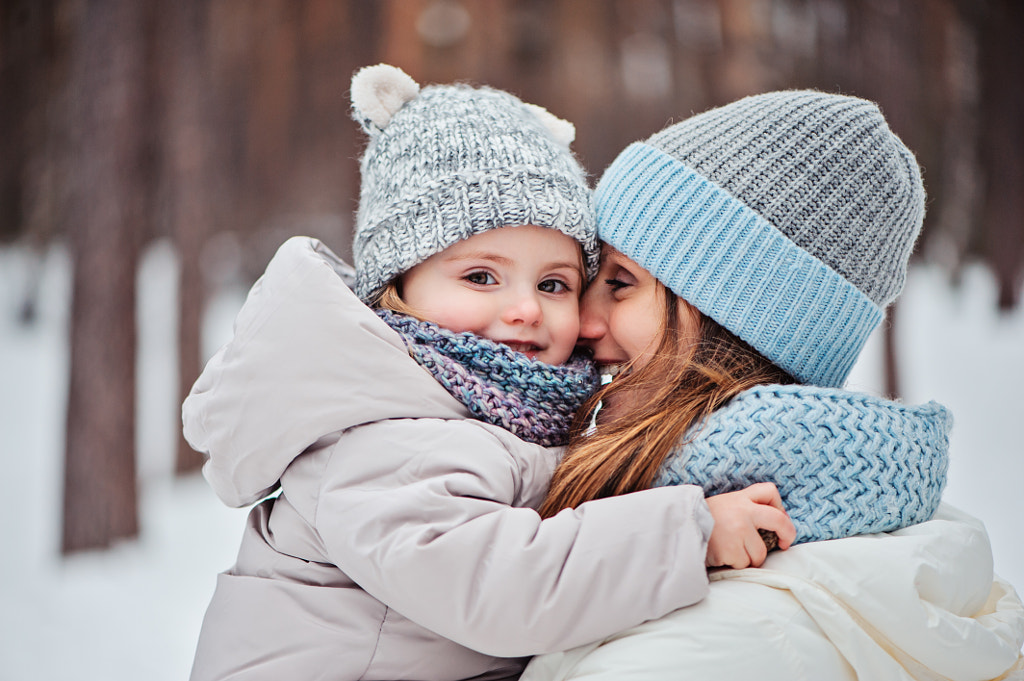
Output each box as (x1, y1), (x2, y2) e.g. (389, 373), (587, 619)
(1, 0), (1023, 678)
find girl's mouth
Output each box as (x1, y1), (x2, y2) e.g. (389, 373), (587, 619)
(502, 341), (542, 357)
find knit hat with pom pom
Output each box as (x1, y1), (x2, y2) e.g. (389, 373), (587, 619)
(595, 90), (926, 388)
(350, 64), (598, 302)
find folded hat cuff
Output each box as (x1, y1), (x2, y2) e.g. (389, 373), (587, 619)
(595, 143), (882, 387)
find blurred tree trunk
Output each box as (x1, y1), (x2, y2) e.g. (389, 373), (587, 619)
(163, 0), (212, 473)
(0, 1), (33, 243)
(845, 0), (926, 399)
(62, 0), (145, 553)
(339, 0), (381, 261)
(882, 302), (901, 400)
(977, 0), (1024, 310)
(0, 0), (64, 321)
(557, 0), (617, 171)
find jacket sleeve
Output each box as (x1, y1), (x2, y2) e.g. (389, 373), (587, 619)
(314, 418), (712, 658)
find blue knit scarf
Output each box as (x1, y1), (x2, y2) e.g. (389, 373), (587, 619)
(377, 310), (599, 447)
(654, 384), (952, 544)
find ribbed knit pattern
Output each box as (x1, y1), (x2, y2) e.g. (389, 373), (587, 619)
(597, 144), (883, 387)
(352, 75), (598, 302)
(654, 384), (951, 544)
(646, 90), (924, 309)
(596, 90), (925, 387)
(377, 310), (599, 447)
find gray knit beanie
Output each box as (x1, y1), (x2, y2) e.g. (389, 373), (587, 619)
(595, 90), (926, 387)
(350, 64), (598, 302)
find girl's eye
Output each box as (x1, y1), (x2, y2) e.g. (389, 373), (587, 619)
(605, 278), (629, 292)
(465, 271), (497, 285)
(538, 278), (571, 294)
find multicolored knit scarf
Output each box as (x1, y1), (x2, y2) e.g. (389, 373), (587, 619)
(377, 309), (599, 447)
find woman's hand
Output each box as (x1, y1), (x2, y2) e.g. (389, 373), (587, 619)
(704, 482), (796, 569)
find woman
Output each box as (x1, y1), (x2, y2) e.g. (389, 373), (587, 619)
(525, 91), (1024, 679)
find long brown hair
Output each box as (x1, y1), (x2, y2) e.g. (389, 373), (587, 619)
(537, 284), (795, 519)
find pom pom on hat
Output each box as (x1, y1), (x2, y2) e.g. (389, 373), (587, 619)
(351, 64), (420, 132)
(523, 102), (576, 148)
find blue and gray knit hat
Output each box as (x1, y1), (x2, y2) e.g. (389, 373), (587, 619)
(595, 90), (926, 387)
(350, 64), (599, 302)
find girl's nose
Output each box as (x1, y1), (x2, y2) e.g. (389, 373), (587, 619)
(501, 290), (543, 326)
(577, 286), (607, 343)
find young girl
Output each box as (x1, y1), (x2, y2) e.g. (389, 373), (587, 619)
(183, 65), (793, 681)
(523, 91), (1024, 680)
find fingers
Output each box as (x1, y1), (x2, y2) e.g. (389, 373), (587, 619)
(745, 530), (768, 567)
(741, 481), (786, 512)
(705, 541), (753, 569)
(704, 484), (798, 569)
(739, 483), (797, 550)
(751, 503), (797, 550)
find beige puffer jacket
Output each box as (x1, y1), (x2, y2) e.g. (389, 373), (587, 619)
(183, 237), (713, 681)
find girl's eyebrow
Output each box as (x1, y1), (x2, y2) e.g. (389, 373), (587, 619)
(445, 252), (512, 266)
(545, 260), (586, 273)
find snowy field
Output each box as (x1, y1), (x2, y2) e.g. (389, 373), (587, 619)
(1, 238), (1022, 680)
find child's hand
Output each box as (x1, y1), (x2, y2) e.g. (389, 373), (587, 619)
(704, 482), (796, 569)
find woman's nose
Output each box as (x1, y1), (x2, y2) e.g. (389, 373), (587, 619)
(577, 286), (607, 342)
(501, 290), (543, 326)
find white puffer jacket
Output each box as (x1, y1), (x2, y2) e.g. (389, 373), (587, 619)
(183, 237), (714, 681)
(521, 506), (1024, 680)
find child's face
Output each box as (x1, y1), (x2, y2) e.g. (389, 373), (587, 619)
(401, 225), (585, 365)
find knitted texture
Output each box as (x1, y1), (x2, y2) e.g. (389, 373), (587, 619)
(596, 90), (925, 387)
(653, 384), (952, 544)
(351, 64), (598, 302)
(377, 310), (599, 447)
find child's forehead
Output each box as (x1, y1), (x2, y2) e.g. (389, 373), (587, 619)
(444, 226), (584, 266)
(451, 224), (580, 250)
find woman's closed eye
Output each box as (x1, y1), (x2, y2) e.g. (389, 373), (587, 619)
(605, 277), (629, 292)
(603, 265), (639, 296)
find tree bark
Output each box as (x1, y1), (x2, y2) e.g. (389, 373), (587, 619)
(62, 0), (144, 553)
(163, 0), (212, 474)
(882, 301), (901, 400)
(977, 0), (1024, 310)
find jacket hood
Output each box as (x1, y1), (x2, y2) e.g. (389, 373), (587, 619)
(182, 236), (468, 507)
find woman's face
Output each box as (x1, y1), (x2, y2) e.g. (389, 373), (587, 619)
(578, 247), (700, 419)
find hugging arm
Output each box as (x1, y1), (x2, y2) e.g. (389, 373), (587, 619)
(314, 418), (714, 658)
(704, 482), (796, 569)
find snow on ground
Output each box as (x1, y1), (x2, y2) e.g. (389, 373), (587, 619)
(1, 238), (1022, 680)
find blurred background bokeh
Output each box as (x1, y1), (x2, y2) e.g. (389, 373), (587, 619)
(3, 2), (1024, 676)
(1, 0), (1021, 556)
